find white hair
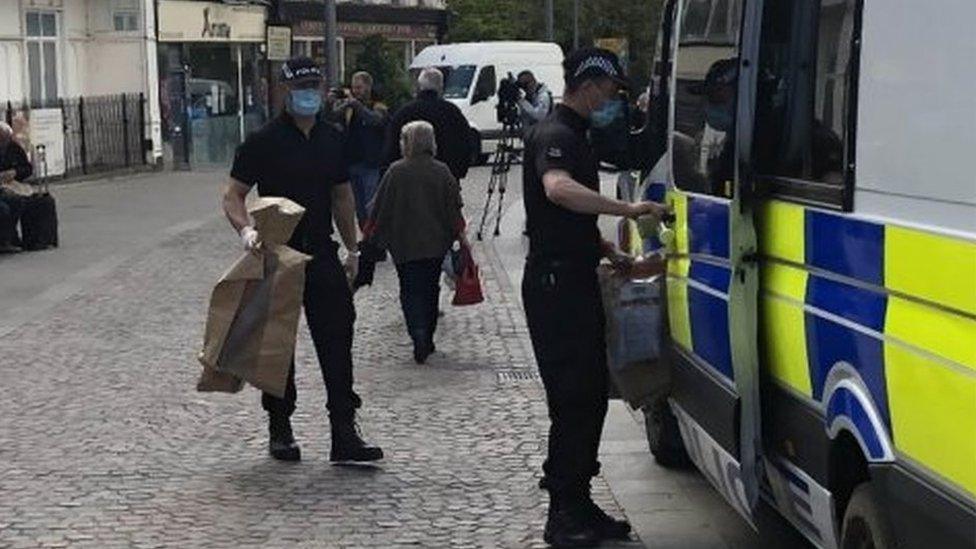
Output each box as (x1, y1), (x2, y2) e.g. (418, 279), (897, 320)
(351, 71), (373, 87)
(417, 67), (444, 94)
(400, 120), (437, 159)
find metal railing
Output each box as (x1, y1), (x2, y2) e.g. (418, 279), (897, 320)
(3, 93), (148, 179)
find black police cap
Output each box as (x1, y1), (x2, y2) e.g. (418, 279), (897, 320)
(563, 47), (631, 90)
(281, 56), (323, 83)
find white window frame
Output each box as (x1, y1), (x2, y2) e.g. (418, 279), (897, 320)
(24, 10), (61, 105)
(112, 0), (141, 32)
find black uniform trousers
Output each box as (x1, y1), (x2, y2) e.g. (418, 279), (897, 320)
(522, 257), (609, 504)
(262, 245), (362, 422)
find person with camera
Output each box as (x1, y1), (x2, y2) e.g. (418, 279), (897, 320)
(521, 47), (668, 547)
(516, 70), (553, 128)
(222, 56), (383, 464)
(384, 67), (474, 182)
(335, 71), (389, 228)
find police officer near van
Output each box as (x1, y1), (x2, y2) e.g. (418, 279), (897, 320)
(222, 56), (383, 464)
(522, 48), (667, 546)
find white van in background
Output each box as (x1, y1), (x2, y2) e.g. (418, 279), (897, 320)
(410, 41), (565, 159)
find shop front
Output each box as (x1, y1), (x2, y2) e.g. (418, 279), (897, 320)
(156, 0), (269, 168)
(281, 2), (447, 85)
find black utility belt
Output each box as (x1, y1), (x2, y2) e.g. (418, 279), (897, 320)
(297, 239), (339, 258)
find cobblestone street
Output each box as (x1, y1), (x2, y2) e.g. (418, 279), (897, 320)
(0, 172), (635, 548)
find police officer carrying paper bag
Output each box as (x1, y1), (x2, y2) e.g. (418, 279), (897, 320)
(521, 47), (668, 546)
(222, 56), (383, 464)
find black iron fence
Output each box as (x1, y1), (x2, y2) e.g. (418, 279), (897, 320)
(2, 93), (148, 179)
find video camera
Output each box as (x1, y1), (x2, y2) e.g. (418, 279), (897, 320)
(496, 73), (521, 127)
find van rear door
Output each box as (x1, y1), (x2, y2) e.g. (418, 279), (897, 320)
(664, 0), (763, 525)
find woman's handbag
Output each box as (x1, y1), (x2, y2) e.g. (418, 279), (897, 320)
(452, 244), (484, 306)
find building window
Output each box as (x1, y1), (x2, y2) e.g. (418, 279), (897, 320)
(26, 11), (59, 106)
(753, 0), (860, 210)
(114, 12), (139, 31)
(113, 0), (140, 31)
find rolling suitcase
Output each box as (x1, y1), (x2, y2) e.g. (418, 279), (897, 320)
(20, 185), (58, 251)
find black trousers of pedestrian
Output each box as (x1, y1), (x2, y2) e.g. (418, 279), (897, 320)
(394, 258), (442, 347)
(0, 194), (25, 246)
(522, 258), (609, 506)
(262, 247), (362, 422)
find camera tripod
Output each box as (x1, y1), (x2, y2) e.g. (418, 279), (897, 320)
(476, 122), (521, 240)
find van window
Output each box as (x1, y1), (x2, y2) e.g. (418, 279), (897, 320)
(472, 65), (497, 103)
(753, 0), (860, 210)
(671, 0), (743, 197)
(442, 65), (477, 99)
(680, 0), (741, 44)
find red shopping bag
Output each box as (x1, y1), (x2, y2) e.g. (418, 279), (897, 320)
(452, 245), (484, 306)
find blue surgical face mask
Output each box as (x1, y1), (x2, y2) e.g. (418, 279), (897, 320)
(705, 103), (733, 132)
(591, 98), (624, 128)
(287, 89), (322, 117)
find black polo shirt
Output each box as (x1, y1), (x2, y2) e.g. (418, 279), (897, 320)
(230, 114), (349, 253)
(523, 104), (601, 264)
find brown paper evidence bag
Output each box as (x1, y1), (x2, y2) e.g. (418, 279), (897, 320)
(197, 197), (310, 399)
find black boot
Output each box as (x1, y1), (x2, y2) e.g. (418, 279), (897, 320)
(268, 415), (301, 462)
(583, 497), (632, 540)
(330, 418), (384, 463)
(544, 503), (600, 548)
(412, 338), (434, 364)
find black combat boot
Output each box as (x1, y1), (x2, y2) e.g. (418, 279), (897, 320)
(543, 503), (600, 548)
(582, 496), (632, 540)
(330, 418), (384, 463)
(413, 340), (434, 364)
(268, 415), (301, 462)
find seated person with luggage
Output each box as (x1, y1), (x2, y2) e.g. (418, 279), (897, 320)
(0, 121), (33, 254)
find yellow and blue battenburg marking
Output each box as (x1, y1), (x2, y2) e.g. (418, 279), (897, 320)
(664, 193), (976, 499)
(666, 194), (736, 377)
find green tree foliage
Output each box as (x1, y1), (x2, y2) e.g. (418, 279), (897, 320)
(350, 35), (413, 110)
(445, 0), (664, 90)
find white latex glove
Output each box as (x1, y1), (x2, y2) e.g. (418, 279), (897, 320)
(343, 250), (360, 287)
(240, 226), (261, 252)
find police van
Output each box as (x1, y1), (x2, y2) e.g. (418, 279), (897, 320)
(629, 0), (976, 547)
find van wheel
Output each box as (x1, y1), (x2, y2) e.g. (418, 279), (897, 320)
(643, 396), (691, 468)
(841, 483), (897, 549)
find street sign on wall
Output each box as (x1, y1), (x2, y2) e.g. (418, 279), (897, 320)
(266, 26), (292, 61)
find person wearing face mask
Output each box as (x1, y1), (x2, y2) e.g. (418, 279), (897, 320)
(222, 56), (383, 464)
(700, 58), (738, 194)
(521, 47), (668, 547)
